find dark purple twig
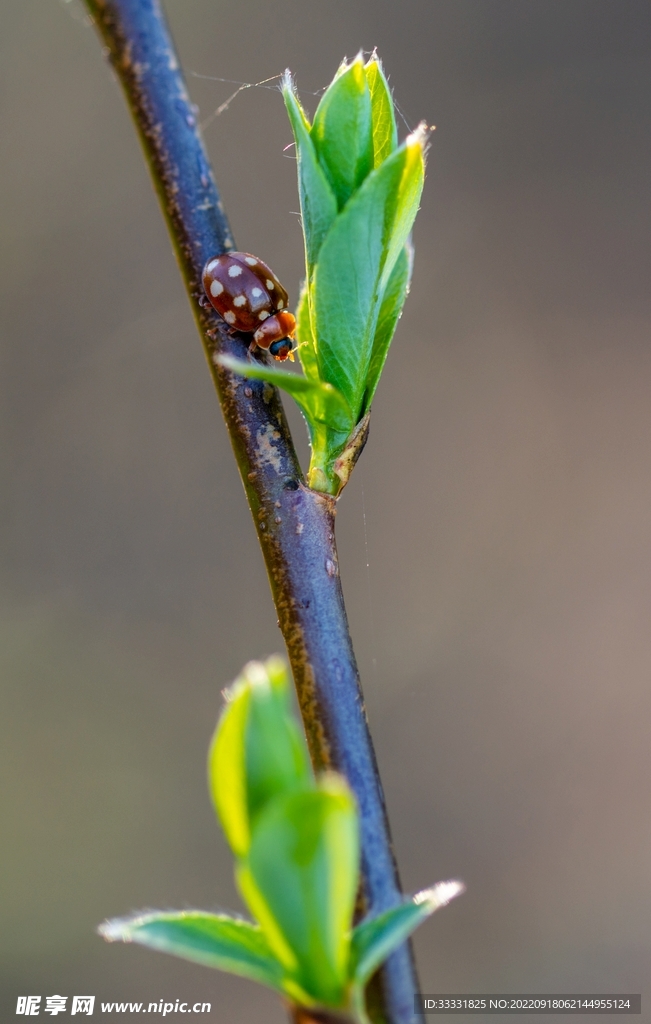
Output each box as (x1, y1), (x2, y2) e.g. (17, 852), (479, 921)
(82, 2), (419, 1020)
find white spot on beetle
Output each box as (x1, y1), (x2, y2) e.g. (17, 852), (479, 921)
(245, 256), (257, 266)
(251, 287), (263, 297)
(233, 295), (247, 307)
(258, 310), (270, 321)
(266, 279), (274, 290)
(210, 279), (224, 296)
(206, 259), (219, 273)
(224, 311), (236, 323)
(228, 264), (243, 277)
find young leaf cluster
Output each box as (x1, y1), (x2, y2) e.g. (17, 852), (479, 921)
(99, 657), (462, 1023)
(220, 55), (426, 495)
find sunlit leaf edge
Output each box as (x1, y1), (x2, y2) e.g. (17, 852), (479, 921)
(364, 55), (398, 168)
(208, 681), (250, 858)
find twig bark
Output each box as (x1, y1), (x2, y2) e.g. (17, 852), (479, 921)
(83, 2), (419, 1021)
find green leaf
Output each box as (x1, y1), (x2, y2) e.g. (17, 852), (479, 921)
(350, 882), (463, 993)
(99, 911), (285, 993)
(237, 775), (359, 1007)
(361, 242), (413, 415)
(218, 355), (354, 437)
(295, 281), (320, 383)
(244, 659), (312, 826)
(310, 56), (374, 210)
(283, 74), (338, 275)
(310, 128), (426, 417)
(364, 56), (398, 168)
(208, 658), (312, 859)
(208, 677), (250, 857)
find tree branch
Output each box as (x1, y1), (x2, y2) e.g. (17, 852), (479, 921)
(83, 2), (419, 1020)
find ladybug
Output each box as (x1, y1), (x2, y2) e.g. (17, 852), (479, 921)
(202, 252), (296, 361)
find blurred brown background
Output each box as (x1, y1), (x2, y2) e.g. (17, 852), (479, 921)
(2, 1), (650, 1020)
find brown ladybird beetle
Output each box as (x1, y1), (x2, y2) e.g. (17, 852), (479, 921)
(202, 252), (296, 361)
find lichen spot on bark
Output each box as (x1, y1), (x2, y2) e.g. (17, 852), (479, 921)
(256, 423), (283, 474)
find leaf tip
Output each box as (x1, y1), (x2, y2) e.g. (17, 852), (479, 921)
(281, 68), (294, 96)
(98, 915), (136, 943)
(214, 353), (253, 378)
(406, 120), (430, 157)
(414, 879), (465, 911)
(241, 659), (273, 689)
(214, 352), (235, 369)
